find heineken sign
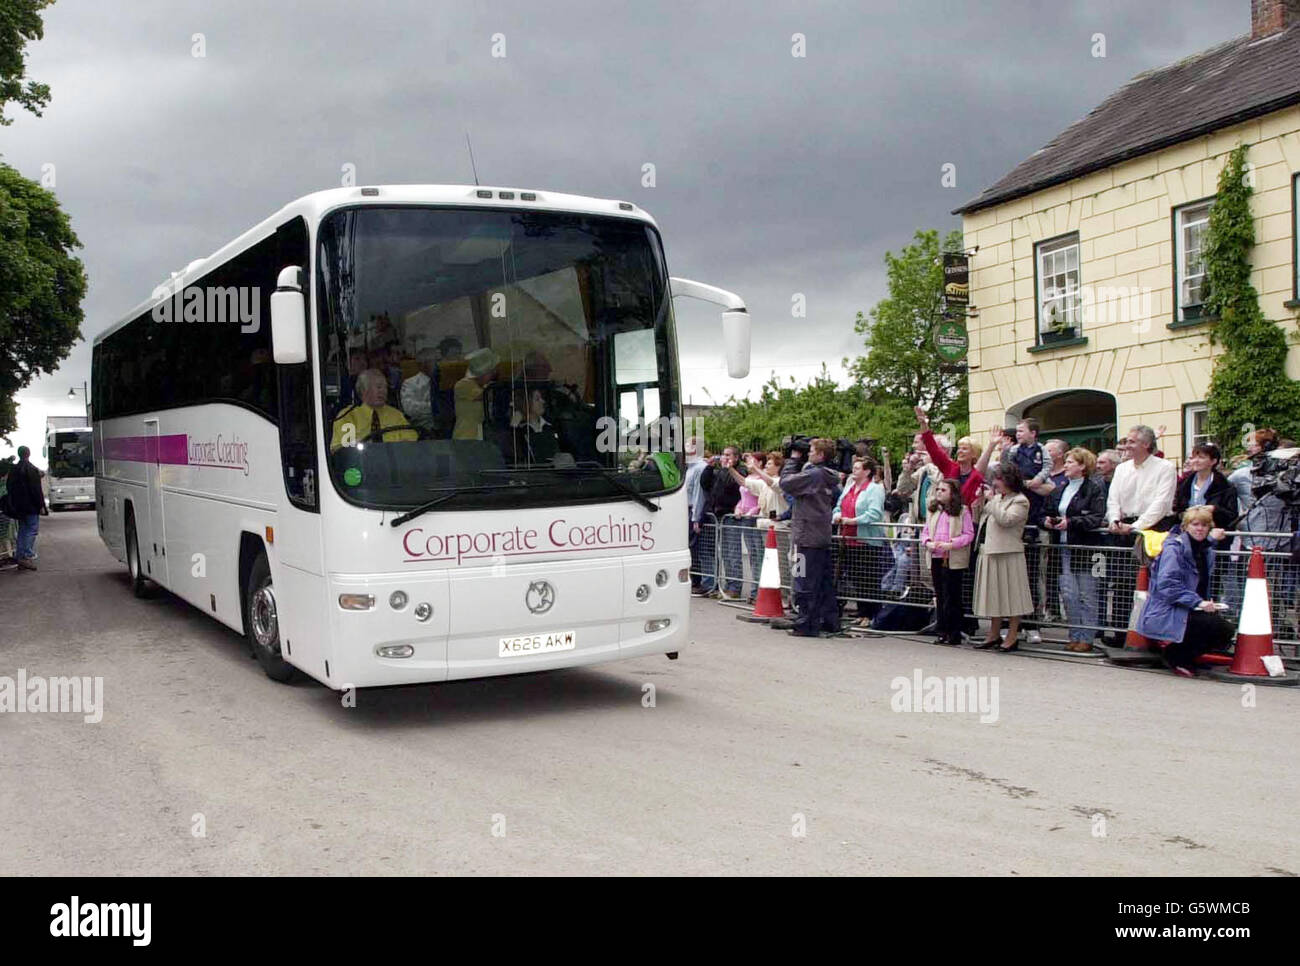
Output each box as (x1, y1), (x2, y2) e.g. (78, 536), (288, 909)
(934, 319), (968, 362)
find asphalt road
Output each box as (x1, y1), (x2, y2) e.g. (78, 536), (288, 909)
(2, 511), (1297, 876)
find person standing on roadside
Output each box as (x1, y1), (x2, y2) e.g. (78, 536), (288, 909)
(1105, 424), (1177, 643)
(988, 418), (1048, 644)
(684, 447), (710, 595)
(6, 446), (47, 571)
(770, 438), (841, 638)
(702, 446), (744, 599)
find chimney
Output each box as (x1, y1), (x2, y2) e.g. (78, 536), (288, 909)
(1252, 0), (1300, 38)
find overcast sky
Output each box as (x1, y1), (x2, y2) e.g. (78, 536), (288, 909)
(2, 0), (1247, 461)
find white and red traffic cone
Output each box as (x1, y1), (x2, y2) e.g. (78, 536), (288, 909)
(1211, 546), (1299, 686)
(1106, 564), (1163, 666)
(738, 526), (785, 623)
(1124, 564), (1156, 652)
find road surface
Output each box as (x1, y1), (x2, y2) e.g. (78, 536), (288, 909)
(2, 511), (1295, 875)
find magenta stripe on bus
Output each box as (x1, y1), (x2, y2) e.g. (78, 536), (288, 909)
(102, 434), (189, 465)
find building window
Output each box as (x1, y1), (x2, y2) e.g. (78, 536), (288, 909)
(1293, 173), (1299, 301)
(1183, 402), (1209, 453)
(1036, 233), (1081, 343)
(1174, 199), (1213, 323)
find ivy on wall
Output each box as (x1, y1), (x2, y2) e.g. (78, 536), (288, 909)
(1203, 143), (1300, 449)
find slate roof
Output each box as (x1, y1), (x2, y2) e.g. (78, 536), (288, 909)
(954, 24), (1300, 215)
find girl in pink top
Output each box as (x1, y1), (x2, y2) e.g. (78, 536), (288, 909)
(922, 479), (975, 645)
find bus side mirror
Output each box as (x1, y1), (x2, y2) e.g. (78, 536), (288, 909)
(668, 277), (751, 378)
(721, 309), (751, 379)
(270, 265), (307, 364)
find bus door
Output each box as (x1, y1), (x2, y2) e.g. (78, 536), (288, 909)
(267, 215), (328, 681)
(143, 417), (170, 585)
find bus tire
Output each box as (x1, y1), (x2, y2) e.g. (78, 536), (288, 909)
(124, 510), (149, 598)
(246, 553), (296, 683)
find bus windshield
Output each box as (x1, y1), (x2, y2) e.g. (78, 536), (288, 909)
(49, 430), (93, 478)
(316, 206), (683, 510)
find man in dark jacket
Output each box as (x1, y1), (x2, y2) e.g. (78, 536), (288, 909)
(771, 438), (841, 637)
(6, 446), (47, 571)
(699, 446), (744, 597)
(1043, 447), (1107, 651)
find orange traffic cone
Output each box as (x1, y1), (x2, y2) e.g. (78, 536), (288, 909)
(738, 526), (785, 622)
(1210, 546), (1299, 686)
(1122, 564), (1157, 652)
(1106, 564), (1163, 666)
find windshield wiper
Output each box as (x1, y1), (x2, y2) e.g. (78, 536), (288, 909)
(389, 483), (524, 527)
(483, 464), (660, 512)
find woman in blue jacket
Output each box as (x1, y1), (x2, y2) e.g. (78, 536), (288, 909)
(1136, 506), (1235, 676)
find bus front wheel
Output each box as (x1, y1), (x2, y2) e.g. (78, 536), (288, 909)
(245, 553), (296, 683)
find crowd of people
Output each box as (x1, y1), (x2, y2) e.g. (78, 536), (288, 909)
(687, 412), (1299, 677)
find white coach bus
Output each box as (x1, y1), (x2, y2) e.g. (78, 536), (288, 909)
(92, 185), (749, 687)
(45, 418), (95, 510)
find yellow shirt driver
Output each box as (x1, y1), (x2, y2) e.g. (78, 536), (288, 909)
(331, 367), (418, 451)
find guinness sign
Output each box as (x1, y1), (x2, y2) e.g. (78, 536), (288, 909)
(942, 253), (969, 319)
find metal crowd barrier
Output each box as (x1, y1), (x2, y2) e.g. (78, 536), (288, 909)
(690, 517), (1299, 659)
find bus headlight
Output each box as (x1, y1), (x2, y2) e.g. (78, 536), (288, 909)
(389, 590), (408, 610)
(645, 619), (671, 633)
(635, 583), (651, 602)
(338, 593), (375, 611)
(414, 602), (433, 622)
(375, 643), (414, 659)
(678, 568), (690, 583)
(655, 569), (669, 587)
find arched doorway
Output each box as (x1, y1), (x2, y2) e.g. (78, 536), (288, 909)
(1011, 389), (1116, 454)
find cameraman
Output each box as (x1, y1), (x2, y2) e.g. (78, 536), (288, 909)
(770, 438), (841, 637)
(1238, 430), (1297, 630)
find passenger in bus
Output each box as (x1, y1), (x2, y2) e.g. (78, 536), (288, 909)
(345, 347), (367, 405)
(509, 386), (562, 463)
(400, 348), (440, 435)
(430, 336), (463, 438)
(382, 341), (405, 394)
(452, 347), (499, 440)
(330, 368), (417, 451)
(400, 337), (462, 438)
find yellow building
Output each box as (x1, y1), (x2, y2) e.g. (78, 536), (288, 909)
(955, 0), (1300, 460)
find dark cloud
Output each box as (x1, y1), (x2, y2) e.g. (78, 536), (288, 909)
(5, 0), (1245, 426)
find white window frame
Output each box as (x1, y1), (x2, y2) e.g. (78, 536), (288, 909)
(1174, 200), (1213, 323)
(1036, 234), (1081, 342)
(1183, 402), (1209, 453)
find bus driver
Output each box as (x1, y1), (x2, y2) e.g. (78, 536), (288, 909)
(330, 368), (418, 451)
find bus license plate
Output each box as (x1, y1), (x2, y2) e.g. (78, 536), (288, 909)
(499, 630), (576, 658)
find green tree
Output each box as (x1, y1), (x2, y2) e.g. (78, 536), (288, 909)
(0, 0), (53, 125)
(846, 228), (968, 436)
(0, 0), (84, 440)
(698, 366), (918, 467)
(1203, 144), (1300, 448)
(0, 163), (87, 439)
